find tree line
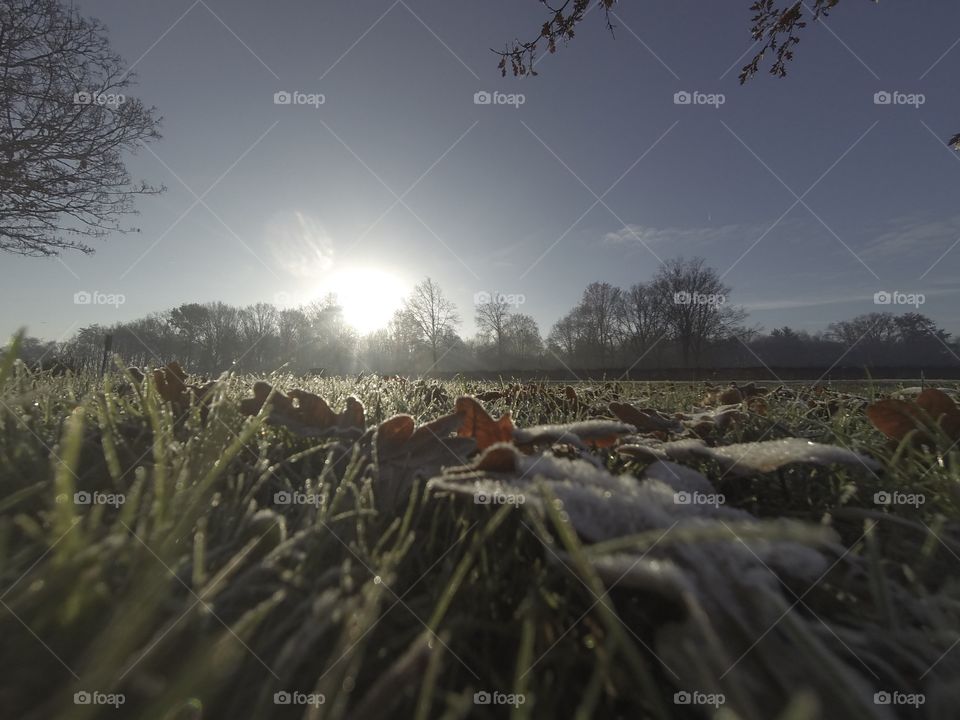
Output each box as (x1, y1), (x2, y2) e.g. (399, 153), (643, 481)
(8, 257), (959, 375)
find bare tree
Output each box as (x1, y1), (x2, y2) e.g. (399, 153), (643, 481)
(578, 281), (622, 367)
(474, 293), (511, 366)
(505, 313), (542, 364)
(620, 282), (668, 367)
(652, 257), (745, 367)
(238, 303), (279, 369)
(547, 307), (584, 361)
(0, 0), (163, 256)
(404, 277), (460, 364)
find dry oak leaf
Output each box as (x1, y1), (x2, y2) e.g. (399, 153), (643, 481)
(866, 388), (960, 443)
(373, 411), (475, 514)
(151, 361), (216, 410)
(376, 411), (470, 460)
(702, 382), (768, 407)
(455, 396), (514, 451)
(240, 381), (365, 436)
(609, 402), (682, 434)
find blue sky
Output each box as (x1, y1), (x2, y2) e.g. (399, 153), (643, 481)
(4, 0), (960, 342)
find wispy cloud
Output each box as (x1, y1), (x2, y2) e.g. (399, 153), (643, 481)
(601, 220), (794, 251)
(264, 211), (336, 279)
(744, 286), (960, 312)
(861, 213), (960, 259)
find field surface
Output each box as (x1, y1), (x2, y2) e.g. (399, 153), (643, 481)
(1, 351), (959, 719)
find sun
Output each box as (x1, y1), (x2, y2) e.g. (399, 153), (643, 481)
(321, 266), (408, 334)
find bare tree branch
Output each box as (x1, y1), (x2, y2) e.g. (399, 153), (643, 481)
(0, 0), (164, 256)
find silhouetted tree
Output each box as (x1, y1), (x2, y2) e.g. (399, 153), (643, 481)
(0, 0), (163, 255)
(619, 282), (668, 367)
(404, 278), (460, 365)
(475, 294), (512, 367)
(652, 257), (746, 367)
(505, 313), (542, 365)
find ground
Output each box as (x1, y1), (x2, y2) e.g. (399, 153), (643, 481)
(0, 352), (958, 719)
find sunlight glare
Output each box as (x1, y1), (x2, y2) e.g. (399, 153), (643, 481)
(321, 267), (407, 334)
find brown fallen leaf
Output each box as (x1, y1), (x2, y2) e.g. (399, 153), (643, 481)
(287, 388), (338, 427)
(609, 402), (682, 434)
(702, 382), (768, 407)
(339, 396), (366, 429)
(376, 410), (468, 460)
(151, 361), (216, 412)
(373, 411), (475, 513)
(455, 396), (514, 451)
(475, 389), (505, 403)
(866, 388), (960, 443)
(239, 382), (365, 437)
(375, 414), (416, 457)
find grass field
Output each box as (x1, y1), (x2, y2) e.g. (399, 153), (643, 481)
(1, 340), (959, 719)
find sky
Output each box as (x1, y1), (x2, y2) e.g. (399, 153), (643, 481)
(3, 0), (960, 343)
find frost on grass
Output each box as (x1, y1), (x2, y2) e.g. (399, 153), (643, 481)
(619, 437), (881, 477)
(429, 441), (902, 718)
